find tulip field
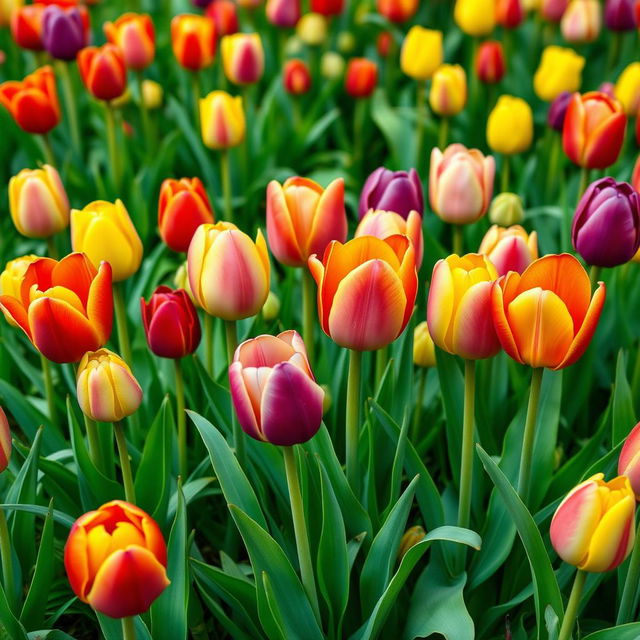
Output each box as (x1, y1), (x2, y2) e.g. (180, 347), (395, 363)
(3, 0), (640, 638)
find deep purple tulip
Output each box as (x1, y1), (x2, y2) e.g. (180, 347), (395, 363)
(605, 0), (636, 31)
(547, 91), (572, 131)
(192, 0), (214, 7)
(358, 167), (424, 220)
(572, 177), (640, 267)
(42, 6), (88, 61)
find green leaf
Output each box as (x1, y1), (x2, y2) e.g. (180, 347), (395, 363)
(0, 504), (74, 528)
(612, 350), (635, 446)
(583, 623), (640, 640)
(97, 612), (153, 640)
(27, 632), (77, 640)
(0, 580), (28, 640)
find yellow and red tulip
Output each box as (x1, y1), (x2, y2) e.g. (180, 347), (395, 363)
(478, 225), (538, 276)
(205, 0), (239, 37)
(104, 12), (155, 71)
(77, 44), (128, 101)
(171, 14), (216, 71)
(221, 33), (264, 86)
(429, 64), (467, 117)
(200, 90), (245, 150)
(10, 4), (45, 51)
(283, 59), (312, 95)
(561, 0), (601, 43)
(0, 255), (40, 301)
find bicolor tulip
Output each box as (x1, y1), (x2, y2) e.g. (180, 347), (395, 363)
(200, 91), (245, 149)
(76, 349), (142, 423)
(572, 177), (640, 267)
(171, 14), (216, 71)
(64, 501), (169, 618)
(0, 255), (40, 300)
(266, 177), (346, 267)
(478, 225), (538, 275)
(400, 27), (443, 80)
(104, 13), (155, 71)
(619, 422), (640, 499)
(141, 286), (201, 359)
(550, 474), (635, 572)
(78, 44), (128, 102)
(283, 59), (312, 95)
(187, 222), (270, 321)
(221, 33), (264, 85)
(42, 5), (88, 60)
(476, 41), (506, 84)
(229, 330), (324, 445)
(355, 209), (424, 268)
(487, 95), (533, 155)
(359, 168), (423, 219)
(488, 192), (524, 226)
(614, 62), (640, 116)
(547, 91), (572, 131)
(533, 46), (585, 102)
(497, 0), (525, 27)
(413, 321), (436, 368)
(427, 254), (501, 360)
(377, 0), (418, 22)
(311, 0), (344, 15)
(158, 177), (214, 253)
(9, 165), (69, 239)
(605, 0), (636, 30)
(345, 58), (378, 98)
(71, 200), (143, 282)
(0, 253), (113, 363)
(308, 235), (418, 351)
(0, 65), (60, 134)
(562, 91), (626, 169)
(429, 64), (467, 117)
(492, 253), (605, 369)
(541, 0), (569, 21)
(296, 13), (328, 46)
(561, 0), (601, 43)
(266, 0), (300, 27)
(429, 144), (495, 224)
(11, 4), (46, 51)
(454, 0), (496, 36)
(205, 0), (238, 37)
(0, 407), (10, 473)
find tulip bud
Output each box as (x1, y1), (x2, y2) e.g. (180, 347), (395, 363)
(174, 261), (199, 307)
(561, 0), (601, 43)
(487, 95), (533, 155)
(42, 5), (88, 61)
(321, 51), (344, 79)
(359, 167), (424, 219)
(9, 165), (69, 238)
(78, 44), (128, 101)
(377, 0), (419, 22)
(296, 12), (327, 46)
(533, 45), (585, 102)
(283, 59), (312, 95)
(337, 31), (356, 53)
(11, 5), (46, 51)
(377, 31), (393, 58)
(547, 91), (572, 131)
(478, 225), (538, 275)
(497, 0), (525, 27)
(541, 0), (569, 21)
(488, 192), (524, 226)
(262, 290), (281, 321)
(605, 0), (636, 30)
(345, 58), (377, 98)
(454, 0), (496, 35)
(65, 501), (170, 618)
(142, 79), (163, 109)
(71, 200), (143, 282)
(200, 91), (245, 150)
(615, 63), (640, 116)
(413, 322), (435, 368)
(171, 14), (216, 71)
(205, 0), (238, 37)
(266, 0), (300, 27)
(400, 26), (443, 81)
(221, 33), (264, 85)
(550, 474), (635, 572)
(429, 64), (467, 117)
(398, 525), (426, 560)
(0, 255), (40, 300)
(0, 407), (11, 473)
(476, 41), (506, 84)
(104, 13), (155, 71)
(311, 0), (344, 16)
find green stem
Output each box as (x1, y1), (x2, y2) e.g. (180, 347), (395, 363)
(577, 167), (590, 204)
(84, 414), (103, 472)
(41, 133), (56, 168)
(105, 102), (121, 192)
(174, 358), (187, 480)
(346, 349), (363, 493)
(375, 345), (388, 391)
(589, 265), (601, 290)
(352, 98), (368, 175)
(204, 313), (214, 377)
(283, 446), (321, 623)
(617, 523), (640, 623)
(302, 269), (315, 367)
(121, 616), (136, 640)
(411, 367), (427, 445)
(114, 421), (136, 504)
(558, 570), (586, 640)
(416, 81), (427, 168)
(517, 367), (543, 504)
(438, 117), (449, 150)
(220, 150), (234, 224)
(452, 225), (464, 255)
(457, 360), (476, 531)
(46, 235), (58, 260)
(136, 70), (152, 153)
(113, 283), (133, 367)
(225, 320), (244, 466)
(56, 60), (81, 156)
(0, 509), (16, 611)
(191, 71), (202, 134)
(501, 154), (510, 193)
(632, 341), (640, 413)
(546, 131), (561, 202)
(40, 353), (56, 425)
(608, 31), (623, 73)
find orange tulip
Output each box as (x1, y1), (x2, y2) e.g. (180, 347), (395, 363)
(78, 44), (127, 101)
(11, 4), (46, 51)
(171, 14), (216, 71)
(377, 0), (419, 22)
(345, 58), (378, 98)
(104, 13), (155, 71)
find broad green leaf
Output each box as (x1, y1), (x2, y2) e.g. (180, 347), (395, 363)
(612, 350), (635, 446)
(97, 612), (153, 640)
(0, 580), (28, 640)
(27, 632), (77, 640)
(583, 623), (640, 640)
(0, 504), (74, 528)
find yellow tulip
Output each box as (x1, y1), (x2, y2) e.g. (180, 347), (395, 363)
(200, 91), (245, 150)
(615, 62), (640, 116)
(487, 95), (533, 155)
(413, 321), (436, 368)
(142, 80), (163, 110)
(533, 45), (585, 102)
(429, 64), (467, 117)
(296, 13), (328, 46)
(454, 0), (496, 36)
(400, 26), (443, 80)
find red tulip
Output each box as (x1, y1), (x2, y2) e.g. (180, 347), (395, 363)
(345, 58), (378, 98)
(78, 44), (128, 101)
(11, 4), (46, 51)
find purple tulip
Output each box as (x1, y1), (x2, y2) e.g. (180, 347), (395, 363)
(605, 0), (636, 31)
(547, 91), (572, 131)
(192, 0), (214, 6)
(358, 167), (424, 220)
(572, 177), (640, 267)
(42, 6), (88, 61)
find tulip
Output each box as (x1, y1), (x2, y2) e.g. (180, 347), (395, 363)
(430, 144), (495, 224)
(104, 13), (155, 71)
(296, 13), (327, 46)
(200, 91), (245, 149)
(547, 91), (572, 131)
(266, 0), (300, 27)
(41, 5), (88, 60)
(64, 501), (170, 618)
(71, 200), (143, 282)
(283, 59), (312, 95)
(605, 0), (636, 30)
(0, 253), (113, 363)
(454, 0), (496, 36)
(476, 41), (506, 84)
(337, 31), (356, 53)
(615, 63), (640, 116)
(142, 79), (163, 109)
(188, 222), (270, 321)
(205, 0), (238, 37)
(11, 4), (46, 51)
(400, 27), (443, 80)
(221, 33), (264, 85)
(321, 51), (345, 79)
(359, 167), (424, 219)
(413, 321), (436, 368)
(430, 64), (467, 117)
(377, 31), (393, 57)
(78, 44), (127, 102)
(534, 46), (585, 102)
(266, 177), (346, 267)
(561, 0), (601, 43)
(633, 155), (640, 193)
(541, 0), (569, 21)
(345, 58), (378, 98)
(237, 0), (262, 7)
(158, 177), (214, 253)
(311, 0), (344, 15)
(0, 255), (40, 300)
(174, 261), (198, 307)
(171, 14), (216, 71)
(0, 0), (22, 27)
(9, 165), (69, 239)
(550, 474), (635, 572)
(487, 95), (533, 155)
(0, 65), (60, 134)
(619, 422), (640, 499)
(492, 253), (605, 369)
(262, 291), (281, 321)
(0, 407), (10, 473)
(398, 526), (426, 559)
(497, 0), (525, 27)
(562, 91), (626, 169)
(356, 209), (424, 267)
(488, 192), (524, 226)
(478, 225), (538, 275)
(377, 0), (418, 22)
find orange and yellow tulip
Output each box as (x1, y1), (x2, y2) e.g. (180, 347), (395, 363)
(0, 255), (40, 300)
(10, 4), (45, 51)
(345, 58), (378, 98)
(104, 12), (155, 71)
(171, 14), (216, 71)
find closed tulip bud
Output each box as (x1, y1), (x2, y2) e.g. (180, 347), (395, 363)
(497, 0), (525, 27)
(476, 41), (506, 84)
(311, 0), (344, 15)
(283, 59), (312, 95)
(65, 501), (170, 618)
(534, 46), (585, 102)
(487, 95), (533, 155)
(0, 407), (10, 473)
(605, 0), (636, 30)
(104, 13), (155, 71)
(619, 422), (640, 499)
(158, 177), (214, 253)
(345, 58), (377, 98)
(142, 79), (163, 109)
(550, 474), (635, 572)
(547, 90), (572, 131)
(428, 254), (501, 360)
(541, 0), (569, 21)
(174, 261), (199, 307)
(430, 144), (495, 224)
(321, 51), (344, 79)
(230, 331), (323, 445)
(377, 31), (393, 57)
(359, 167), (424, 219)
(205, 0), (238, 37)
(188, 222), (270, 320)
(0, 255), (40, 300)
(296, 13), (327, 45)
(0, 65), (60, 134)
(615, 63), (640, 116)
(356, 209), (424, 267)
(11, 4), (46, 51)
(0, 253), (113, 363)
(413, 322), (436, 368)
(171, 14), (216, 71)
(561, 0), (601, 43)
(71, 200), (143, 282)
(454, 0), (496, 35)
(262, 290), (281, 321)
(377, 0), (418, 22)
(492, 253), (605, 369)
(563, 91), (626, 169)
(478, 225), (538, 275)
(141, 286), (201, 359)
(337, 31), (356, 53)
(193, 0), (213, 7)
(489, 192), (524, 226)
(572, 177), (640, 267)
(398, 525), (426, 560)
(309, 235), (418, 351)
(200, 90), (245, 149)
(266, 0), (300, 27)
(400, 27), (443, 81)
(429, 64), (467, 117)
(285, 34), (304, 56)
(42, 5), (88, 60)
(221, 33), (264, 85)
(78, 44), (127, 101)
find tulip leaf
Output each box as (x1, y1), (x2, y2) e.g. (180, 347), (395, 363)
(167, 477), (216, 522)
(0, 580), (28, 640)
(193, 359), (232, 433)
(583, 623), (640, 640)
(96, 612), (153, 640)
(0, 504), (74, 528)
(612, 350), (636, 446)
(27, 632), (77, 640)
(370, 89), (417, 169)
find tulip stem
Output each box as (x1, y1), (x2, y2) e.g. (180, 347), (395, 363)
(438, 117), (449, 151)
(225, 320), (244, 467)
(282, 445), (321, 623)
(191, 72), (201, 134)
(174, 358), (187, 481)
(46, 236), (58, 260)
(517, 367), (543, 505)
(0, 509), (16, 612)
(617, 522), (640, 623)
(578, 167), (590, 203)
(558, 569), (586, 640)
(114, 421), (136, 504)
(353, 98), (368, 176)
(415, 81), (427, 171)
(204, 314), (214, 377)
(589, 266), (601, 290)
(121, 616), (136, 640)
(220, 150), (234, 224)
(501, 155), (510, 193)
(457, 360), (476, 535)
(452, 225), (463, 255)
(302, 269), (315, 367)
(113, 283), (134, 368)
(40, 353), (56, 426)
(105, 102), (122, 193)
(136, 70), (152, 154)
(346, 349), (362, 493)
(375, 346), (389, 391)
(55, 60), (81, 157)
(411, 367), (427, 445)
(84, 414), (104, 473)
(40, 134), (56, 169)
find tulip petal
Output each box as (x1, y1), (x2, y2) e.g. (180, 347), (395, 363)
(491, 274), (524, 363)
(235, 334), (295, 367)
(427, 259), (455, 352)
(86, 262), (113, 345)
(229, 361), (263, 441)
(307, 178), (348, 259)
(584, 112), (627, 170)
(147, 300), (188, 359)
(0, 295), (31, 338)
(51, 253), (97, 308)
(266, 180), (303, 266)
(64, 523), (91, 600)
(619, 422), (640, 499)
